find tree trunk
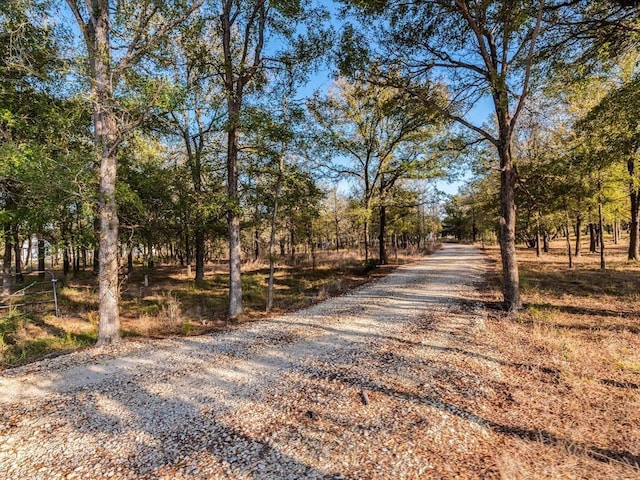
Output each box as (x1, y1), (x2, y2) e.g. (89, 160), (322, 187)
(38, 235), (46, 278)
(184, 223), (191, 272)
(267, 154), (284, 313)
(226, 110), (243, 319)
(96, 146), (120, 344)
(627, 157), (639, 260)
(599, 201), (606, 270)
(93, 2), (121, 345)
(574, 214), (582, 257)
(127, 248), (133, 273)
(543, 231), (549, 253)
(220, 0), (266, 319)
(195, 227), (205, 282)
(192, 150), (204, 281)
(310, 232), (317, 271)
(629, 188), (639, 260)
(392, 233), (398, 260)
(253, 228), (260, 261)
(535, 215), (541, 258)
(74, 245), (80, 273)
(629, 191), (639, 260)
(334, 197), (340, 252)
(63, 233), (71, 276)
(289, 228), (296, 263)
(147, 240), (154, 268)
(472, 209), (478, 243)
(565, 211), (573, 269)
(92, 215), (100, 275)
(12, 227), (22, 282)
(3, 224), (12, 275)
(417, 208), (423, 249)
(363, 220), (370, 263)
(589, 223), (596, 254)
(378, 202), (388, 265)
(25, 236), (32, 269)
(498, 143), (521, 312)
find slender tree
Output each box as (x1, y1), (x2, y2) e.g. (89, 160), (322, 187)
(218, 0), (267, 318)
(65, 0), (202, 344)
(310, 78), (443, 264)
(577, 75), (640, 260)
(216, 0), (330, 318)
(157, 13), (225, 281)
(343, 0), (547, 311)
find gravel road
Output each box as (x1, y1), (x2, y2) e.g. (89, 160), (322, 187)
(0, 244), (488, 480)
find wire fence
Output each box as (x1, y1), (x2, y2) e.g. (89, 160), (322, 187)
(0, 271), (60, 317)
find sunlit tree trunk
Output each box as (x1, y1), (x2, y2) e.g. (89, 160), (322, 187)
(92, 215), (99, 275)
(89, 0), (121, 345)
(378, 179), (388, 265)
(226, 103), (243, 318)
(565, 211), (573, 269)
(598, 201), (606, 270)
(267, 154), (284, 313)
(220, 0), (267, 319)
(543, 231), (550, 253)
(497, 121), (521, 311)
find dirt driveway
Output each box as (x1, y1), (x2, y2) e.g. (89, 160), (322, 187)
(0, 244), (493, 480)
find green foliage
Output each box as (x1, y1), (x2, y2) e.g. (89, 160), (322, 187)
(578, 74), (640, 157)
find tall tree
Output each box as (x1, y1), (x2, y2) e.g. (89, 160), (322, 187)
(577, 76), (640, 260)
(342, 0), (546, 311)
(157, 12), (225, 281)
(216, 0), (329, 318)
(309, 78), (443, 264)
(1, 0), (92, 281)
(218, 0), (266, 319)
(65, 0), (201, 344)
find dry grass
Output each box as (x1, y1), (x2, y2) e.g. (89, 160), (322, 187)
(0, 247), (437, 368)
(470, 238), (640, 479)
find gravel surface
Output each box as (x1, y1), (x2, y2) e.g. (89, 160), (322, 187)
(0, 244), (489, 480)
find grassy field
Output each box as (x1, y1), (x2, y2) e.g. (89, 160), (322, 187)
(474, 240), (640, 477)
(0, 248), (432, 368)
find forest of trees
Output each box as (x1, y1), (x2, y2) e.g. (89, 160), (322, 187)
(2, 0), (640, 344)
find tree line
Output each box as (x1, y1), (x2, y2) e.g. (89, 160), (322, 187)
(1, 0), (446, 344)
